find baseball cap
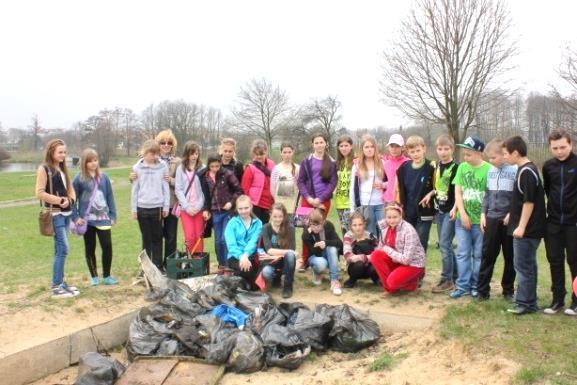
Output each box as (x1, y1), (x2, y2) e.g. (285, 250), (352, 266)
(387, 134), (404, 146)
(457, 136), (485, 152)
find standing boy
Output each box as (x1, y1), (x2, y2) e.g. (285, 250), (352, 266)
(477, 139), (517, 301)
(502, 136), (546, 315)
(395, 135), (435, 251)
(449, 136), (490, 299)
(542, 129), (577, 315)
(427, 134), (459, 293)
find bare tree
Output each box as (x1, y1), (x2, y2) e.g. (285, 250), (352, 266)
(381, 0), (516, 145)
(301, 96), (342, 149)
(232, 78), (290, 149)
(29, 114), (42, 152)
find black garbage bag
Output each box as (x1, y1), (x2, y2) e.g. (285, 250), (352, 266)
(156, 339), (181, 356)
(74, 352), (125, 385)
(316, 304), (380, 353)
(204, 326), (240, 364)
(226, 331), (265, 373)
(126, 308), (175, 359)
(278, 302), (310, 321)
(260, 324), (310, 370)
(159, 289), (206, 319)
(245, 303), (286, 333)
(235, 290), (273, 313)
(287, 307), (333, 351)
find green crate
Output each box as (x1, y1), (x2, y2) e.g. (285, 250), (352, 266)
(166, 251), (210, 279)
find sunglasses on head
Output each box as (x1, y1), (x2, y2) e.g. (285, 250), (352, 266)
(160, 141), (173, 146)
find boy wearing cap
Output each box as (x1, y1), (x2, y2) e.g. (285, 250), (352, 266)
(449, 136), (491, 299)
(383, 134), (409, 204)
(502, 136), (546, 315)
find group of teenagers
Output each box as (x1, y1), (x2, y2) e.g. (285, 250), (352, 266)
(35, 128), (577, 317)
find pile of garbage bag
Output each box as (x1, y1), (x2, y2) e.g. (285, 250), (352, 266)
(126, 276), (380, 373)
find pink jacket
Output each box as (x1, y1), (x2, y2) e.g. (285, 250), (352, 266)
(241, 159), (276, 206)
(375, 219), (426, 268)
(382, 154), (409, 203)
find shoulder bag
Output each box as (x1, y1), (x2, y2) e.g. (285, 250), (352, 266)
(39, 166), (55, 236)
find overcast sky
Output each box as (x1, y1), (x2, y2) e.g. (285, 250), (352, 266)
(0, 0), (576, 131)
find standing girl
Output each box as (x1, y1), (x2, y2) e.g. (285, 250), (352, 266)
(259, 203), (297, 298)
(349, 134), (387, 237)
(199, 154), (243, 272)
(219, 137), (244, 183)
(301, 208), (343, 295)
(241, 139), (276, 224)
(35, 139), (79, 298)
(131, 139), (170, 271)
(334, 135), (355, 235)
(342, 212), (379, 288)
(175, 141), (206, 253)
(370, 203), (426, 293)
(382, 134), (409, 203)
(270, 143), (300, 217)
(297, 133), (338, 268)
(72, 148), (118, 286)
(224, 195), (263, 290)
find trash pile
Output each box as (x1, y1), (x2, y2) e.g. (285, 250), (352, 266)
(126, 275), (381, 373)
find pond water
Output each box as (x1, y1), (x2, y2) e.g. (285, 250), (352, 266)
(0, 162), (39, 172)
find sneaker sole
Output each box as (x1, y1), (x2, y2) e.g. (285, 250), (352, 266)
(543, 308), (563, 315)
(563, 309), (577, 316)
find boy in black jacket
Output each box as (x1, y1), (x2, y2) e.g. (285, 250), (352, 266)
(302, 208), (344, 296)
(542, 129), (577, 315)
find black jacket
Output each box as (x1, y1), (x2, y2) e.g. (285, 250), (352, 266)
(542, 152), (577, 225)
(396, 159), (435, 219)
(301, 221), (343, 257)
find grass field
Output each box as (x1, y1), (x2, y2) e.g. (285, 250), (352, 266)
(1, 166), (577, 384)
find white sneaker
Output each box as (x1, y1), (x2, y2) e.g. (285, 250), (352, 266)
(312, 271), (322, 286)
(564, 306), (577, 316)
(51, 286), (76, 298)
(331, 280), (342, 296)
(62, 282), (80, 294)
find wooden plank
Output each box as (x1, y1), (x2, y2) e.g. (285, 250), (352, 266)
(115, 358), (178, 385)
(162, 360), (224, 385)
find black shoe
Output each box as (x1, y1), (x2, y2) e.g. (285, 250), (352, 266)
(282, 286), (293, 299)
(507, 306), (536, 315)
(543, 301), (564, 315)
(476, 294), (490, 301)
(503, 293), (515, 304)
(343, 279), (356, 289)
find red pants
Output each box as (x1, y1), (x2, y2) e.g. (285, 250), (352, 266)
(300, 199), (331, 266)
(180, 211), (204, 253)
(370, 249), (424, 293)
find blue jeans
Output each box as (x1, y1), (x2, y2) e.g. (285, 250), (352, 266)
(365, 204), (384, 238)
(437, 212), (457, 282)
(212, 211), (230, 267)
(513, 238), (540, 311)
(261, 251), (296, 288)
(52, 215), (70, 287)
(454, 219), (483, 292)
(308, 246), (340, 280)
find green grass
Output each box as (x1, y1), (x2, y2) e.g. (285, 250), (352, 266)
(368, 351), (408, 372)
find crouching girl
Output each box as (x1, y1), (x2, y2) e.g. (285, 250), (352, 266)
(342, 212), (379, 288)
(371, 203), (426, 293)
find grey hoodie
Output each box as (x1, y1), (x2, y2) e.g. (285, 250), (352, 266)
(131, 159), (170, 212)
(482, 163), (517, 220)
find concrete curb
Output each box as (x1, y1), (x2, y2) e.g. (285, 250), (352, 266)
(1, 302), (436, 385)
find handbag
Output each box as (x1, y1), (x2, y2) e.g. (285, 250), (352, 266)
(39, 166), (55, 236)
(70, 176), (100, 236)
(172, 167), (196, 218)
(292, 192), (314, 228)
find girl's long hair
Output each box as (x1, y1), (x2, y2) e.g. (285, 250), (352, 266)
(79, 148), (100, 181)
(311, 133), (332, 182)
(271, 203), (291, 249)
(280, 143), (296, 176)
(358, 134), (384, 180)
(44, 139), (72, 195)
(181, 141), (203, 172)
(336, 135), (354, 171)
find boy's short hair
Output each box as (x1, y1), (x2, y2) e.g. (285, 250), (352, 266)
(502, 136), (527, 157)
(435, 134), (455, 149)
(141, 139), (160, 155)
(485, 139), (504, 154)
(405, 135), (425, 149)
(548, 129), (572, 144)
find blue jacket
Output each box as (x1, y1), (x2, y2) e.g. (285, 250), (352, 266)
(72, 173), (117, 226)
(224, 215), (263, 260)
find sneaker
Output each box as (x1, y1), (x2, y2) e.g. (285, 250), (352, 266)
(449, 289), (470, 299)
(102, 276), (119, 285)
(51, 286), (76, 298)
(311, 271), (322, 286)
(564, 305), (577, 316)
(503, 293), (515, 304)
(61, 282), (79, 294)
(507, 306), (536, 315)
(471, 290), (479, 298)
(343, 279), (356, 289)
(90, 277), (100, 286)
(431, 280), (453, 294)
(297, 261), (307, 273)
(331, 280), (342, 296)
(543, 301), (564, 315)
(282, 286), (293, 299)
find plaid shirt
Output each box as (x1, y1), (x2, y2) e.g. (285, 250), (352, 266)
(376, 219), (426, 268)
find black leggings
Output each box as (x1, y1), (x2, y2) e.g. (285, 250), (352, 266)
(228, 257), (259, 291)
(137, 207), (164, 270)
(84, 225), (113, 278)
(347, 261), (379, 283)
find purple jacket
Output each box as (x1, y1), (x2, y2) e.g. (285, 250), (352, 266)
(297, 155), (337, 202)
